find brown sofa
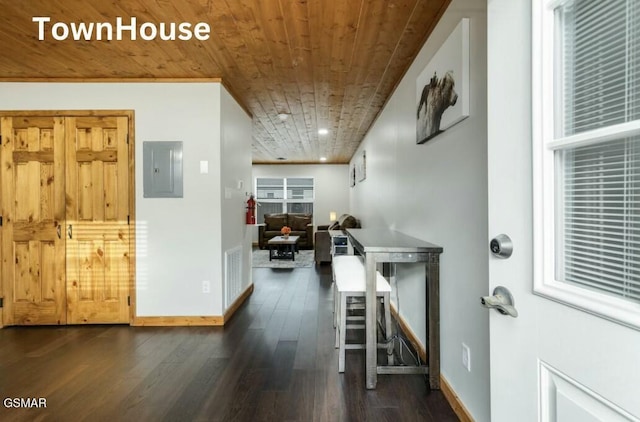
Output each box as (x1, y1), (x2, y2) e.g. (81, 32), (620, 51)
(259, 213), (314, 249)
(314, 214), (360, 264)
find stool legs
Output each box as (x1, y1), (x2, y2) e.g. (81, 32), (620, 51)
(336, 292), (393, 373)
(338, 292), (347, 373)
(334, 286), (340, 348)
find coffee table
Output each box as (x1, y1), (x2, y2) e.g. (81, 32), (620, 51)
(268, 235), (300, 261)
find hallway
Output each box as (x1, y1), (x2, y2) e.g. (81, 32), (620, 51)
(0, 266), (456, 421)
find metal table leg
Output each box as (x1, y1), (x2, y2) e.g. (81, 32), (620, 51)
(365, 253), (377, 389)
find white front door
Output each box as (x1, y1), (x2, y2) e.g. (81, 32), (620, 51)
(487, 0), (640, 420)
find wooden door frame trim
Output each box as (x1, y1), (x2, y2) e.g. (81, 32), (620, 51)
(0, 110), (135, 117)
(0, 110), (136, 326)
(126, 111), (136, 325)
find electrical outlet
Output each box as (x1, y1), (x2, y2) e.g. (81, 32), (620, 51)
(462, 343), (471, 372)
(202, 280), (210, 294)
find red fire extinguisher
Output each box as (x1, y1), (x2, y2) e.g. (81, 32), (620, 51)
(246, 194), (256, 224)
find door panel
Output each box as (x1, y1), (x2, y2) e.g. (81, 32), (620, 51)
(488, 1), (640, 419)
(65, 116), (129, 324)
(0, 116), (66, 325)
(66, 224), (129, 324)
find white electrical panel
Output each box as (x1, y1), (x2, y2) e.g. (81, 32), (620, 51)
(143, 141), (184, 198)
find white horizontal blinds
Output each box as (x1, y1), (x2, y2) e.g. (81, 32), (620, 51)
(286, 177), (314, 214)
(561, 136), (640, 302)
(556, 0), (640, 305)
(256, 178), (284, 199)
(561, 0), (640, 136)
(256, 178), (284, 224)
(631, 0), (640, 122)
(286, 177), (314, 200)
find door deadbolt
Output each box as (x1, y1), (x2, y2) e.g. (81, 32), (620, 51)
(490, 234), (513, 259)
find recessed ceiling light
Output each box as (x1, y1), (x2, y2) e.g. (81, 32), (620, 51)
(318, 128), (329, 135)
(320, 157), (327, 161)
(277, 113), (290, 121)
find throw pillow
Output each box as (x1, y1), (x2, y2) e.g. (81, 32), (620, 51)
(264, 215), (286, 231)
(339, 214), (358, 229)
(290, 215), (311, 231)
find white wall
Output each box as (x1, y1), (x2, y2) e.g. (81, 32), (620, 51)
(220, 88), (253, 311)
(349, 1), (489, 420)
(252, 164), (350, 229)
(0, 82), (251, 318)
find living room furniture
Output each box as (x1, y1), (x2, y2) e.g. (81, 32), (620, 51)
(314, 214), (360, 264)
(259, 213), (313, 249)
(332, 255), (392, 373)
(314, 229), (332, 264)
(330, 230), (353, 256)
(267, 236), (300, 261)
(345, 228), (443, 390)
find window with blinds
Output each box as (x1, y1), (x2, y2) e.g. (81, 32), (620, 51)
(255, 177), (314, 223)
(550, 0), (640, 307)
(559, 137), (640, 302)
(559, 0), (640, 136)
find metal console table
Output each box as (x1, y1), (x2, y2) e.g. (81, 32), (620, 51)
(346, 228), (443, 390)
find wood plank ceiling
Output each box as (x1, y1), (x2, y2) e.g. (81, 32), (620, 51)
(0, 0), (450, 164)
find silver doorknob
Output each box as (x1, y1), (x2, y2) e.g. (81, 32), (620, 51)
(481, 286), (518, 318)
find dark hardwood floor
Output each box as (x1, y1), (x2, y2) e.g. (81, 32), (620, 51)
(0, 265), (457, 421)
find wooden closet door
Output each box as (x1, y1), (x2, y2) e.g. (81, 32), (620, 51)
(0, 116), (66, 325)
(65, 116), (130, 324)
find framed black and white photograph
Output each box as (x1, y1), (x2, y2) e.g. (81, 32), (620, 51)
(416, 18), (469, 144)
(355, 150), (366, 182)
(349, 164), (356, 187)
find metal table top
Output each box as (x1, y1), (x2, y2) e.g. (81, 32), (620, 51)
(346, 228), (443, 254)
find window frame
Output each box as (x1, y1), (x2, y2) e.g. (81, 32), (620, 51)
(532, 0), (640, 329)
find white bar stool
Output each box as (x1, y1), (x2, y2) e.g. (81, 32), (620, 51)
(332, 255), (392, 373)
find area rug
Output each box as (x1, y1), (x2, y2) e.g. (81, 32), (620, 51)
(252, 249), (314, 268)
